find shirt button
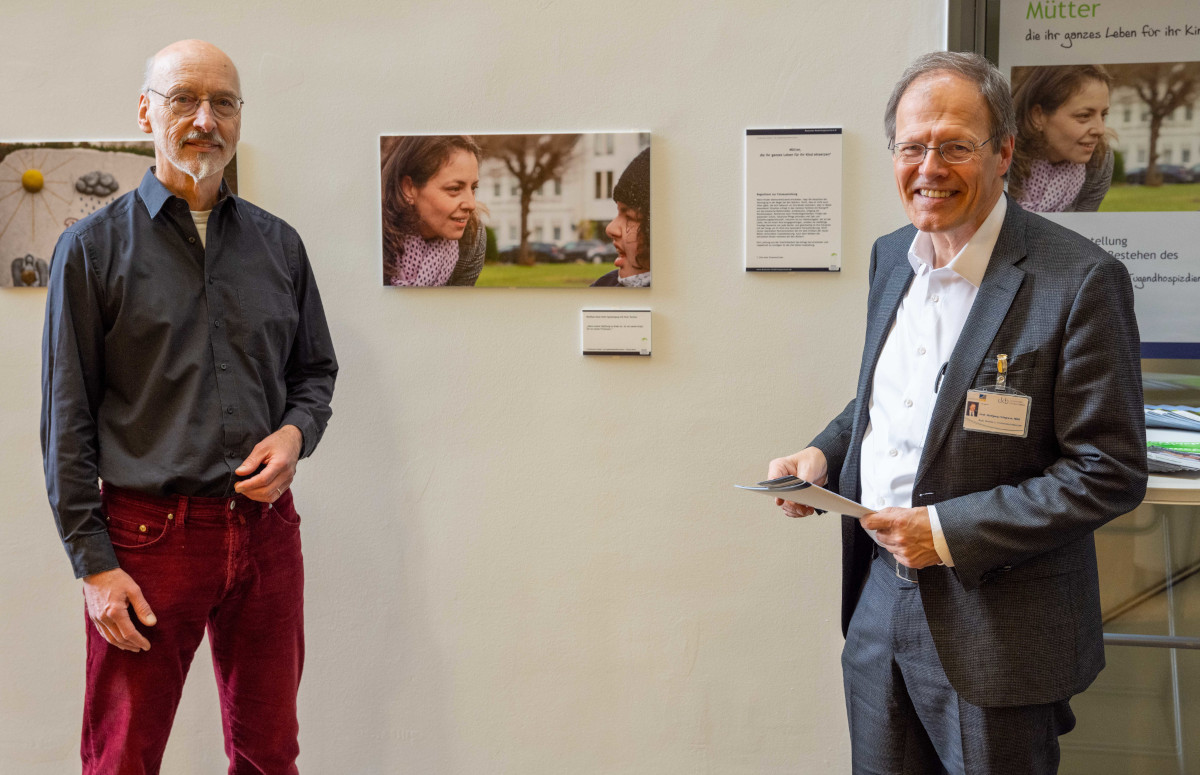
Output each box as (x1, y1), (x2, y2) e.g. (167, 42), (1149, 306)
(877, 497), (886, 506)
(208, 276), (214, 285)
(888, 448), (899, 457)
(226, 406), (235, 414)
(227, 450), (237, 458)
(917, 346), (926, 355)
(220, 362), (228, 371)
(188, 237), (196, 244)
(931, 294), (940, 303)
(214, 320), (222, 328)
(904, 398), (914, 408)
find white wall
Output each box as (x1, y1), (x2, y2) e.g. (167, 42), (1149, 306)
(0, 1), (944, 771)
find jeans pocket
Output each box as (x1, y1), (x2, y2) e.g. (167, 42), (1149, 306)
(270, 501), (302, 528)
(106, 512), (173, 549)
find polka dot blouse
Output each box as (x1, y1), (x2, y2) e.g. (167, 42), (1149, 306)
(1017, 159), (1086, 213)
(391, 233), (459, 287)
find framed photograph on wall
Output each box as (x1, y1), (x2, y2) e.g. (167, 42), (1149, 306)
(0, 141), (237, 288)
(379, 132), (651, 288)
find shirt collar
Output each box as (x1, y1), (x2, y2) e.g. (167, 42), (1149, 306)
(137, 166), (236, 219)
(906, 195), (1006, 288)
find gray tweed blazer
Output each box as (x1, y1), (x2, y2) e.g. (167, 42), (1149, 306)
(811, 197), (1147, 707)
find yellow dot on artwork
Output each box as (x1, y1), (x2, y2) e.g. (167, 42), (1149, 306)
(21, 169), (44, 193)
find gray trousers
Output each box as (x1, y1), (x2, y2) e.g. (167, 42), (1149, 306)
(841, 552), (1076, 775)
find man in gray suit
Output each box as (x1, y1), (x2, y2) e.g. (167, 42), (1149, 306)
(769, 52), (1146, 773)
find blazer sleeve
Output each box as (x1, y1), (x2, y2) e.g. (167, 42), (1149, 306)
(447, 221), (486, 286)
(1069, 148), (1113, 213)
(934, 257), (1147, 589)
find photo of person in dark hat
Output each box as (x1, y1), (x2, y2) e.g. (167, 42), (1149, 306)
(591, 146), (650, 287)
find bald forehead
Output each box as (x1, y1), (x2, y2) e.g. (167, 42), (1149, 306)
(146, 40), (240, 94)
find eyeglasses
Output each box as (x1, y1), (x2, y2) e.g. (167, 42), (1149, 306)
(889, 136), (995, 165)
(146, 88), (244, 119)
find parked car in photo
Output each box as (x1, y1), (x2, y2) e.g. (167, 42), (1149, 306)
(1125, 165), (1193, 185)
(496, 242), (567, 264)
(562, 239), (605, 262)
(586, 242), (618, 263)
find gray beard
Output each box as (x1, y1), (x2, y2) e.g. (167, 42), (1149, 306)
(166, 131), (230, 183)
(168, 150), (226, 183)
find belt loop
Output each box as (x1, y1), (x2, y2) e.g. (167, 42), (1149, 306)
(175, 495), (188, 528)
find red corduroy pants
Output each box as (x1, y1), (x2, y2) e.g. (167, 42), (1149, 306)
(82, 486), (304, 775)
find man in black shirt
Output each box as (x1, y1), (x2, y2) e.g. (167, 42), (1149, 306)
(41, 39), (337, 773)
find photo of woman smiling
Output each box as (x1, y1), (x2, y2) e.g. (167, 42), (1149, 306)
(381, 135), (486, 286)
(1009, 65), (1114, 213)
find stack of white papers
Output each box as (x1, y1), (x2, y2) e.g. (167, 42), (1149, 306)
(735, 476), (871, 518)
(1145, 406), (1200, 432)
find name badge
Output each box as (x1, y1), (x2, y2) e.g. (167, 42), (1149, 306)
(964, 389), (1030, 438)
(963, 354), (1030, 437)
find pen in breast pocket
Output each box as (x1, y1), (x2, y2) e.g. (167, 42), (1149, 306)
(934, 361), (949, 393)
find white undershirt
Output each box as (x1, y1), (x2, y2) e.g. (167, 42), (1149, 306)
(191, 209), (212, 248)
(859, 196), (1007, 566)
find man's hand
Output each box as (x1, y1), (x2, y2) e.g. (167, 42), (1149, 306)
(861, 507), (941, 569)
(234, 425), (302, 503)
(767, 447), (829, 518)
(83, 567), (156, 652)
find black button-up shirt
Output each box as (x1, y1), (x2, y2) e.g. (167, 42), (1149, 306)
(42, 169), (338, 578)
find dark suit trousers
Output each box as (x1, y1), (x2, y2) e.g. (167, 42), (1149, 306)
(841, 552), (1076, 774)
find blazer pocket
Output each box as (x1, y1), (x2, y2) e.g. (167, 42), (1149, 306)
(972, 349), (1041, 388)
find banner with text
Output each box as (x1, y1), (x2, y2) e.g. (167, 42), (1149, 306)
(1000, 0), (1200, 357)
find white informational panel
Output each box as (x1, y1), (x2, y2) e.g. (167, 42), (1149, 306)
(580, 308), (651, 355)
(999, 0), (1200, 357)
(744, 128), (842, 272)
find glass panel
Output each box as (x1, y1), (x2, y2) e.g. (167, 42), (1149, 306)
(1062, 502), (1200, 774)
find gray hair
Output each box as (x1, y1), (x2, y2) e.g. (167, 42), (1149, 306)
(141, 55), (155, 93)
(884, 51), (1016, 148)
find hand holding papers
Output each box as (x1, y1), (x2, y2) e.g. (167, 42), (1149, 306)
(736, 476), (871, 518)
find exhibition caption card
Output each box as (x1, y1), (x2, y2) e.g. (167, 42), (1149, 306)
(580, 309), (651, 356)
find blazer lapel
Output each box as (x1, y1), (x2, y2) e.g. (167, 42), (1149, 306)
(860, 263), (916, 402)
(842, 258), (915, 501)
(916, 204), (1028, 483)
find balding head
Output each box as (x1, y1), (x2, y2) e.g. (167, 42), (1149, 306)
(142, 40), (240, 96)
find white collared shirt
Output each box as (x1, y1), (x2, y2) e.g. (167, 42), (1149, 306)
(859, 196), (1007, 566)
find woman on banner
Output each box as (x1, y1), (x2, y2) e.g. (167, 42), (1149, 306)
(381, 135), (486, 286)
(1009, 64), (1115, 213)
(592, 147), (651, 287)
